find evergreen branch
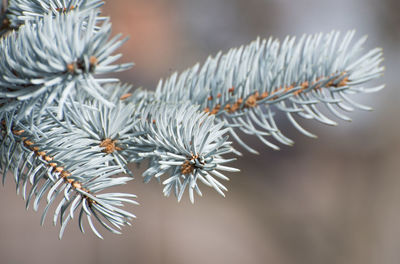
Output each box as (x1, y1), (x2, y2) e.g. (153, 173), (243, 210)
(61, 93), (146, 175)
(0, 0), (386, 239)
(0, 10), (133, 119)
(0, 98), (139, 239)
(131, 102), (239, 203)
(6, 0), (104, 28)
(155, 31), (384, 153)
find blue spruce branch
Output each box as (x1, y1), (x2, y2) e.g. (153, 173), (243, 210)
(0, 0), (384, 239)
(132, 102), (238, 203)
(155, 31), (384, 153)
(0, 10), (132, 119)
(6, 0), (104, 28)
(0, 99), (139, 239)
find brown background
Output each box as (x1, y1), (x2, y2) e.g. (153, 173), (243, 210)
(1, 0), (400, 263)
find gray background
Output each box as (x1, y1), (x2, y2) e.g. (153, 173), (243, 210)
(1, 0), (399, 263)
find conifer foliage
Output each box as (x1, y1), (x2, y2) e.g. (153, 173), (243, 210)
(0, 0), (384, 238)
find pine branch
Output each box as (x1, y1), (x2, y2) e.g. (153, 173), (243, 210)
(155, 31), (384, 153)
(0, 10), (132, 119)
(0, 97), (140, 239)
(6, 0), (104, 28)
(123, 102), (237, 203)
(0, 0), (385, 239)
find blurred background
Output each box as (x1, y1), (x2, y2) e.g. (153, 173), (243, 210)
(1, 0), (399, 263)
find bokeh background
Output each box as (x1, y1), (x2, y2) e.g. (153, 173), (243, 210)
(1, 0), (400, 263)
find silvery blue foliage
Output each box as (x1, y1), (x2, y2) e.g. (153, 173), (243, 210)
(155, 31), (384, 153)
(132, 103), (238, 203)
(7, 0), (104, 28)
(61, 97), (143, 174)
(0, 10), (132, 119)
(0, 108), (138, 239)
(0, 0), (384, 239)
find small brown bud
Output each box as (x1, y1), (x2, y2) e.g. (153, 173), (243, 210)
(61, 171), (71, 178)
(67, 63), (75, 73)
(120, 93), (132, 100)
(54, 167), (64, 173)
(89, 56), (98, 66)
